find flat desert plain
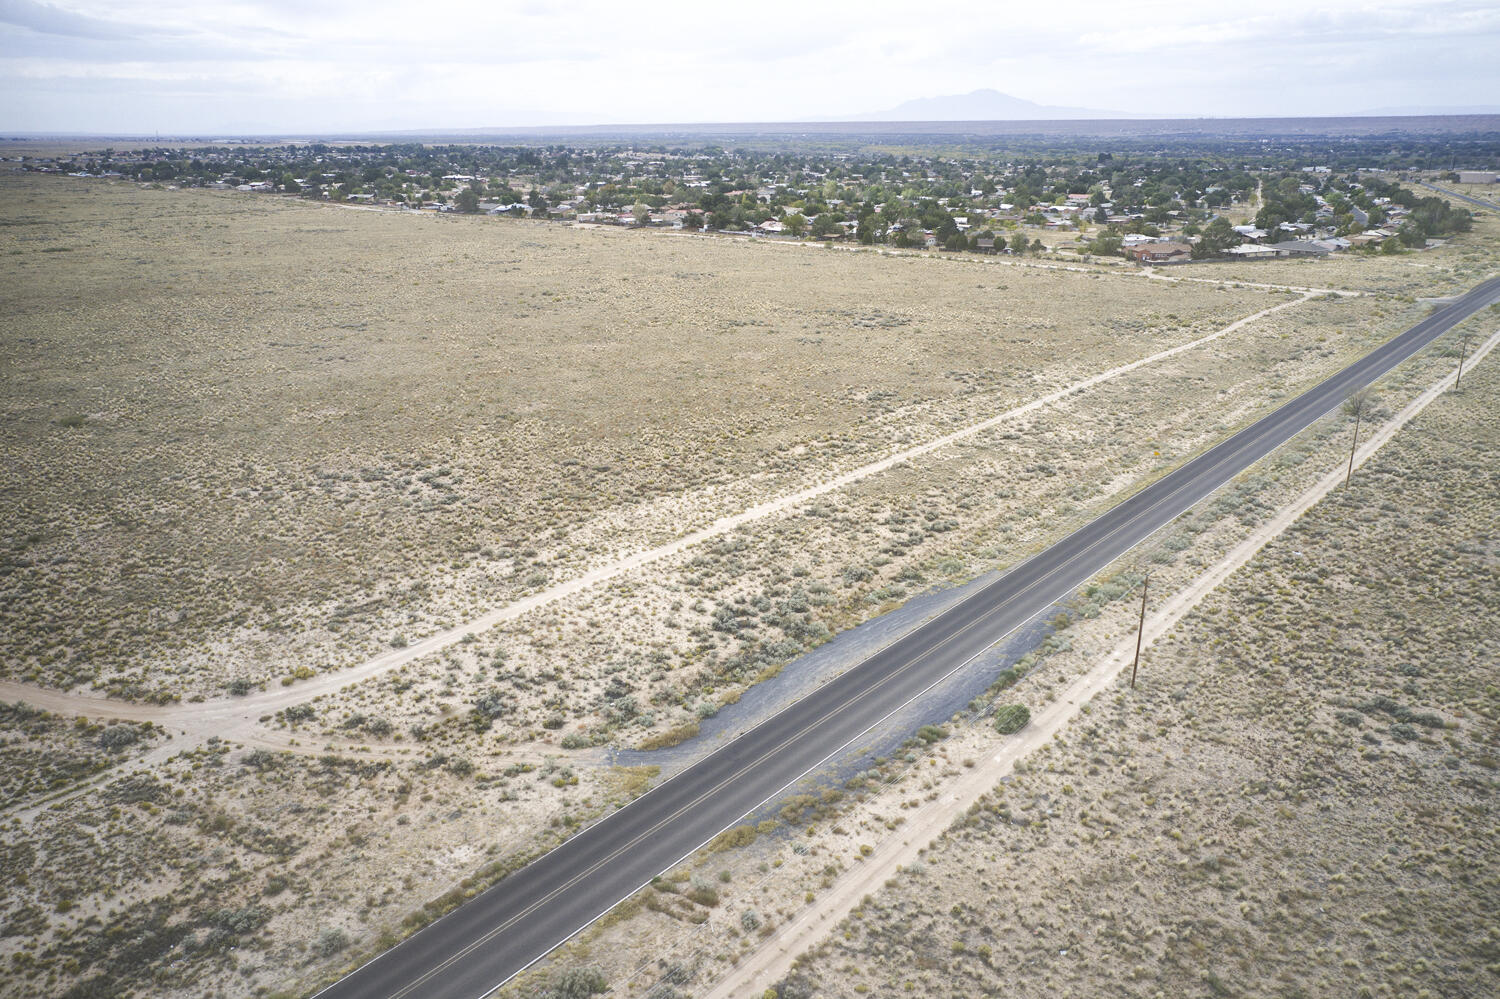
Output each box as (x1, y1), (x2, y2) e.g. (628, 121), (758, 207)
(778, 339), (1500, 999)
(1, 170), (1495, 999)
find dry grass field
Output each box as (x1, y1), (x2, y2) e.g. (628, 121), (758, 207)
(304, 288), (1427, 758)
(3, 172), (1284, 702)
(776, 348), (1500, 999)
(1, 168), (1495, 999)
(478, 313), (1494, 999)
(1167, 211), (1498, 295)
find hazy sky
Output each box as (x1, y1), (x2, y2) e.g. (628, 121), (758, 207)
(2, 0), (1497, 134)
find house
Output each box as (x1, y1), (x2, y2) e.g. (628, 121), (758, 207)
(1313, 237), (1351, 251)
(1264, 240), (1329, 257)
(975, 237), (996, 253)
(1128, 241), (1192, 263)
(757, 219), (785, 234)
(1232, 225), (1268, 242)
(1121, 233), (1163, 248)
(1224, 244), (1280, 259)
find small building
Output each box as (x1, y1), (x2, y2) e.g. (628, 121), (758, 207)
(1264, 240), (1330, 257)
(1129, 241), (1192, 263)
(1224, 244), (1280, 259)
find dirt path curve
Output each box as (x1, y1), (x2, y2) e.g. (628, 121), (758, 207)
(0, 293), (1316, 734)
(704, 324), (1500, 999)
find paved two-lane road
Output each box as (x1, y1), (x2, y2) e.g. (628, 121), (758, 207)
(319, 276), (1500, 999)
(1416, 181), (1500, 214)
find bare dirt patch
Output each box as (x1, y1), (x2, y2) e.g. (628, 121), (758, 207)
(758, 336), (1500, 999)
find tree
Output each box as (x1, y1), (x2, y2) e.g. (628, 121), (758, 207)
(1192, 216), (1241, 259)
(1086, 233), (1122, 256)
(632, 201), (651, 225)
(810, 213), (842, 238)
(455, 188), (480, 214)
(782, 213), (808, 237)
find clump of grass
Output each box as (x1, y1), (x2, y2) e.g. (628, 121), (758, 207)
(994, 705), (1030, 734)
(636, 721), (699, 751)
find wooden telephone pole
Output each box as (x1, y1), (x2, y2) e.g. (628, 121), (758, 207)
(1455, 328), (1472, 390)
(1130, 571), (1149, 689)
(1342, 387), (1374, 489)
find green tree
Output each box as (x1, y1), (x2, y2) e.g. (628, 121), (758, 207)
(1086, 233), (1122, 256)
(810, 213), (842, 238)
(455, 189), (480, 214)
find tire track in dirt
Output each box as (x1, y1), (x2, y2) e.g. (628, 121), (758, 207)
(0, 292), (1317, 734)
(704, 323), (1500, 999)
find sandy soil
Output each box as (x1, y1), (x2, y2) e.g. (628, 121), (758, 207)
(701, 324), (1500, 999)
(2, 170), (1494, 999)
(486, 315), (1496, 999)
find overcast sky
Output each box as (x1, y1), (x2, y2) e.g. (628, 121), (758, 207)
(2, 0), (1497, 134)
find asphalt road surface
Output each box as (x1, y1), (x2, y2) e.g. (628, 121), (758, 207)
(318, 275), (1500, 999)
(1417, 181), (1500, 213)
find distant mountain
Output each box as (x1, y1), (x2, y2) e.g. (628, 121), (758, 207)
(828, 88), (1133, 122)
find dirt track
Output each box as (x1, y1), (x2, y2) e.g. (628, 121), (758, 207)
(701, 324), (1500, 999)
(0, 292), (1316, 740)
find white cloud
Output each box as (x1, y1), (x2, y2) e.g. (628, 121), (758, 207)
(1, 0), (1496, 132)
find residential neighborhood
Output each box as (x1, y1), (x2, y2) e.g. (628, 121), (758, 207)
(9, 137), (1482, 263)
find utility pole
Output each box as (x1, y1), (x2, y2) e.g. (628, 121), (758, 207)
(1130, 571), (1149, 689)
(1342, 387), (1373, 489)
(1454, 327), (1471, 391)
(1345, 406), (1362, 488)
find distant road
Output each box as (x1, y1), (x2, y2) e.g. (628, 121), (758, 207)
(1418, 181), (1500, 213)
(317, 276), (1500, 999)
